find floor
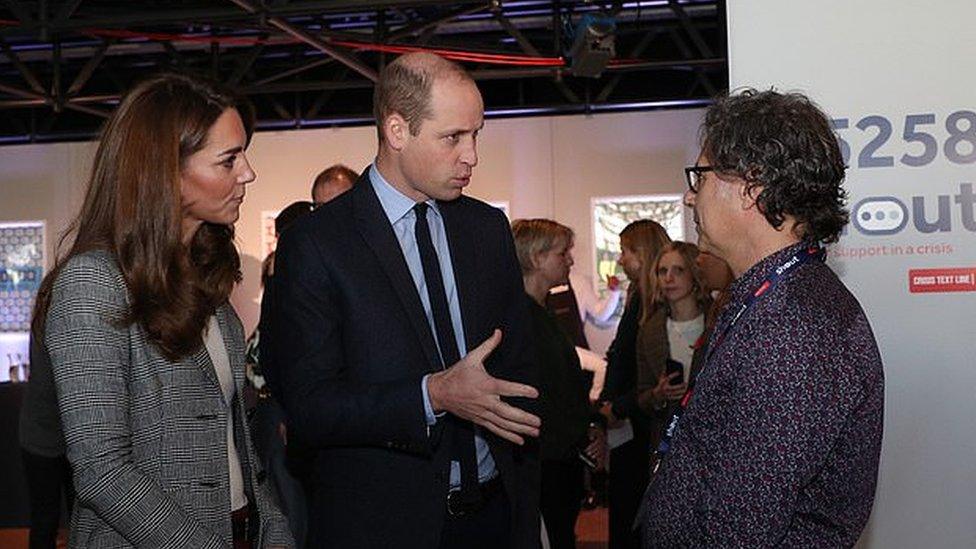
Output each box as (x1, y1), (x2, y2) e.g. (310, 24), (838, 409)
(0, 507), (607, 548)
(0, 507), (608, 548)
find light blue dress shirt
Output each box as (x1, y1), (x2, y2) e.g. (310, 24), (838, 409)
(368, 164), (496, 487)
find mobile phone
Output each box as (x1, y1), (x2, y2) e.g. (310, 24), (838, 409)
(577, 448), (598, 470)
(665, 359), (684, 386)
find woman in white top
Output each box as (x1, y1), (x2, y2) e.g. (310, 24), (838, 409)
(635, 242), (711, 420)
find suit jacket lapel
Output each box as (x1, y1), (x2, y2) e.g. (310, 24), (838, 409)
(352, 175), (442, 372)
(190, 308), (243, 404)
(190, 329), (222, 397)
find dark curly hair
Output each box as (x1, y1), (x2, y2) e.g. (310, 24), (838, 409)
(701, 89), (848, 243)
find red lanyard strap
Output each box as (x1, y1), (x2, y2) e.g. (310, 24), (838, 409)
(651, 245), (825, 472)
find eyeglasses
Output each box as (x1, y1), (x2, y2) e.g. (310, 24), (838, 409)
(684, 166), (715, 194)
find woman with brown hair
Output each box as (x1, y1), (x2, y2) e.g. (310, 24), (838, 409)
(32, 72), (293, 548)
(599, 219), (671, 549)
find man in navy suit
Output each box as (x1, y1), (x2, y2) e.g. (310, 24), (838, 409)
(272, 52), (542, 548)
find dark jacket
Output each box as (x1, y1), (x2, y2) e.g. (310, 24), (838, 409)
(526, 295), (590, 462)
(642, 242), (884, 547)
(272, 172), (540, 548)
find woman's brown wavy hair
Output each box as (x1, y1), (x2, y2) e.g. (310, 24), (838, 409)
(32, 71), (254, 361)
(619, 219), (671, 311)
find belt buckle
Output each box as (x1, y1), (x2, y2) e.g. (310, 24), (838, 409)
(446, 490), (469, 517)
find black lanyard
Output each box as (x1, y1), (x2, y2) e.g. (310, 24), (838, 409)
(650, 245), (826, 474)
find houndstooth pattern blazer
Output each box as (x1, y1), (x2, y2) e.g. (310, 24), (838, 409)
(45, 250), (294, 548)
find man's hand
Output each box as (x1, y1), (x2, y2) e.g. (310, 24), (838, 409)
(426, 329), (541, 445)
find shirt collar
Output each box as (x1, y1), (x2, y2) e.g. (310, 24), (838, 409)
(368, 163), (440, 224)
(726, 240), (812, 304)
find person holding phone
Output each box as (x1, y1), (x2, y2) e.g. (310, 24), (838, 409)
(636, 242), (711, 436)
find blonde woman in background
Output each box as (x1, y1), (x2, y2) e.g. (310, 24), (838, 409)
(636, 242), (712, 447)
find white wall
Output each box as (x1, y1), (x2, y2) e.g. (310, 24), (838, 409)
(727, 1), (976, 547)
(0, 108), (705, 344)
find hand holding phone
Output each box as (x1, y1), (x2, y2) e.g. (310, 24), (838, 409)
(665, 359), (685, 386)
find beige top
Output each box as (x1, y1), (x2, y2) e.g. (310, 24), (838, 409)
(204, 316), (248, 511)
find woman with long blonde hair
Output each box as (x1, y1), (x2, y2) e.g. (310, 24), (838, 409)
(636, 241), (711, 421)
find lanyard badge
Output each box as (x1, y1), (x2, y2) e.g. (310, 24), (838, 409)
(650, 244), (825, 475)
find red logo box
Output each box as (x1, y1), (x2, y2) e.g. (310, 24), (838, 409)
(908, 267), (976, 293)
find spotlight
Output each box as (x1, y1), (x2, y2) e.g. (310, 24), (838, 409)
(568, 13), (616, 78)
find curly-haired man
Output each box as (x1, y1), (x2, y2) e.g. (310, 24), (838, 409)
(641, 89), (885, 547)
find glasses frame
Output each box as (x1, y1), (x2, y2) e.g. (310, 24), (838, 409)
(684, 166), (715, 194)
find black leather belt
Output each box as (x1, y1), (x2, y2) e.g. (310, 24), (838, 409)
(446, 476), (503, 517)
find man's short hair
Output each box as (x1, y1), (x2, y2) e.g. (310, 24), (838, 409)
(372, 52), (472, 143)
(312, 164), (358, 198)
(701, 89), (848, 243)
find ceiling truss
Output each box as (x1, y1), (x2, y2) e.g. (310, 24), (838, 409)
(0, 0), (727, 145)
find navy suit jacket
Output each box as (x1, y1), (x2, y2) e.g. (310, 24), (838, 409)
(272, 171), (540, 548)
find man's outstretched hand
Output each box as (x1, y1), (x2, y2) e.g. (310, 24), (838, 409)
(426, 329), (541, 445)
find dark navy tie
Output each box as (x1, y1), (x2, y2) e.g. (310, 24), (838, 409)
(413, 203), (480, 501)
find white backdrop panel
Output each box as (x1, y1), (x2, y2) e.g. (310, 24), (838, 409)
(728, 1), (976, 547)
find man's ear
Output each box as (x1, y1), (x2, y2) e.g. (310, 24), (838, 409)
(384, 113), (409, 151)
(739, 182), (764, 214)
(737, 167), (764, 212)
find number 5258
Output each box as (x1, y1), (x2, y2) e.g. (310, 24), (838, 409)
(831, 111), (975, 168)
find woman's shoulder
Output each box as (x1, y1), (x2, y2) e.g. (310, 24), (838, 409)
(636, 306), (668, 342)
(51, 249), (126, 298)
(57, 249), (121, 278)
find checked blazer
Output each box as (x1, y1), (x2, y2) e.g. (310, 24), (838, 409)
(44, 250), (293, 548)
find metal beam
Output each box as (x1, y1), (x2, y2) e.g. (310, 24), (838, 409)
(50, 40), (61, 111)
(597, 28), (658, 103)
(64, 101), (110, 118)
(3, 0), (33, 25)
(210, 40), (220, 78)
(227, 0), (379, 82)
(228, 41), (265, 85)
(0, 38), (46, 94)
(66, 38), (112, 96)
(387, 4), (486, 42)
(266, 95), (293, 121)
(667, 28), (717, 96)
(250, 57), (335, 87)
(3, 1), (487, 34)
(305, 66), (350, 119)
(0, 81), (44, 101)
(492, 8), (542, 56)
(668, 0), (713, 58)
(55, 0), (84, 22)
(161, 41), (187, 68)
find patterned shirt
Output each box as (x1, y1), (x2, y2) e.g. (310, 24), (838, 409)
(642, 242), (885, 547)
